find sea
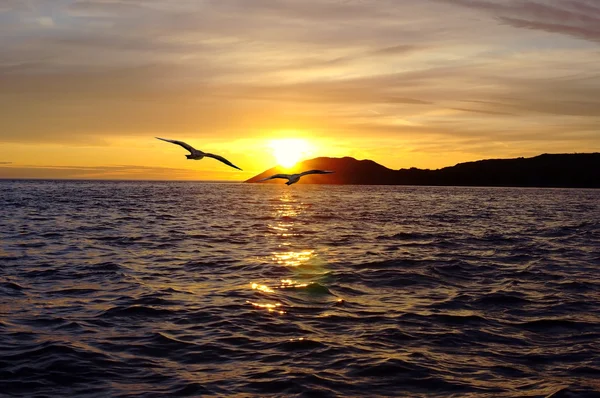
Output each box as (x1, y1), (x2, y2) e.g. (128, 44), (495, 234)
(1, 180), (599, 397)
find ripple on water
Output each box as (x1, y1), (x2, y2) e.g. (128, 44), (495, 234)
(1, 182), (600, 397)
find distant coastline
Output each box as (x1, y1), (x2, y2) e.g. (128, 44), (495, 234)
(246, 153), (600, 188)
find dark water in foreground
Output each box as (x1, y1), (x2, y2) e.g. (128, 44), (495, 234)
(1, 181), (599, 397)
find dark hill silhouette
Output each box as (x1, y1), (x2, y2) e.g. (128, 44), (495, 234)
(246, 153), (600, 188)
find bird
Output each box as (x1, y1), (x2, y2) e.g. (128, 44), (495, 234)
(156, 137), (242, 170)
(258, 170), (334, 185)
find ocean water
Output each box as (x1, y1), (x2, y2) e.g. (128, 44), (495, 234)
(1, 180), (599, 397)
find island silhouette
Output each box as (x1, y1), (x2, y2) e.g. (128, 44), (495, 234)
(246, 153), (600, 188)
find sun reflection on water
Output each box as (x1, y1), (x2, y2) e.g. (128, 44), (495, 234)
(279, 279), (308, 289)
(250, 279), (309, 295)
(248, 279), (310, 315)
(271, 250), (315, 267)
(250, 283), (274, 293)
(246, 300), (285, 315)
(247, 189), (332, 315)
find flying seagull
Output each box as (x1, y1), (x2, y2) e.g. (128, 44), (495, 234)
(156, 137), (242, 171)
(258, 170), (334, 185)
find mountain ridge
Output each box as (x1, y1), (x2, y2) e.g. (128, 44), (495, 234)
(246, 153), (600, 188)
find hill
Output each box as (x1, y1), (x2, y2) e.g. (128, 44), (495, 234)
(245, 153), (600, 188)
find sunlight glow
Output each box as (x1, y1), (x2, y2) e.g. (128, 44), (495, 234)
(279, 279), (308, 288)
(246, 300), (285, 315)
(269, 138), (312, 168)
(272, 250), (315, 267)
(251, 283), (274, 293)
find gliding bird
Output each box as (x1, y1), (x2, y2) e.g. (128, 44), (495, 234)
(258, 170), (334, 185)
(156, 137), (242, 170)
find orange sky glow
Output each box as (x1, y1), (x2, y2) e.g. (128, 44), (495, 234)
(1, 0), (599, 180)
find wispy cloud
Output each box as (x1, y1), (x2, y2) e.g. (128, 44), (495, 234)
(0, 0), (30, 13)
(0, 164), (220, 180)
(436, 0), (600, 43)
(450, 108), (518, 116)
(0, 0), (599, 176)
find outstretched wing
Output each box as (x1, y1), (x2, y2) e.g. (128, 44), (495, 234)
(204, 153), (243, 171)
(299, 169), (334, 176)
(257, 174), (290, 182)
(156, 137), (197, 153)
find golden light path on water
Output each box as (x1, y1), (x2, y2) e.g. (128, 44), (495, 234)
(248, 188), (332, 316)
(271, 250), (315, 267)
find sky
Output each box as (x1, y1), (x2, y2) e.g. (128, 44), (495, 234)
(1, 0), (599, 180)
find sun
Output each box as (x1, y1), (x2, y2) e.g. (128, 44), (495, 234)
(269, 138), (312, 168)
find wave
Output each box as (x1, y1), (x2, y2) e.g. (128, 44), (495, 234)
(2, 182), (599, 397)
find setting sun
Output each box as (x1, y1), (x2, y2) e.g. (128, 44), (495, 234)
(269, 138), (313, 168)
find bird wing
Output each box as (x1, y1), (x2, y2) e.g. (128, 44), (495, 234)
(257, 174), (290, 182)
(299, 169), (335, 176)
(156, 137), (197, 153)
(204, 153), (243, 171)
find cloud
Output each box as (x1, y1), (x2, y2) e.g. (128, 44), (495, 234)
(0, 0), (599, 170)
(371, 44), (425, 56)
(0, 161), (12, 165)
(449, 108), (517, 116)
(436, 0), (600, 43)
(499, 16), (600, 43)
(67, 0), (154, 17)
(0, 164), (216, 180)
(36, 16), (54, 27)
(1, 56), (599, 147)
(208, 0), (392, 21)
(277, 44), (429, 72)
(0, 0), (30, 13)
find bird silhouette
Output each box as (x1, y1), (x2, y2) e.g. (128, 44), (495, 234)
(156, 137), (242, 170)
(258, 170), (334, 185)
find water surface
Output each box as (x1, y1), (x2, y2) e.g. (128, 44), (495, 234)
(1, 181), (599, 397)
